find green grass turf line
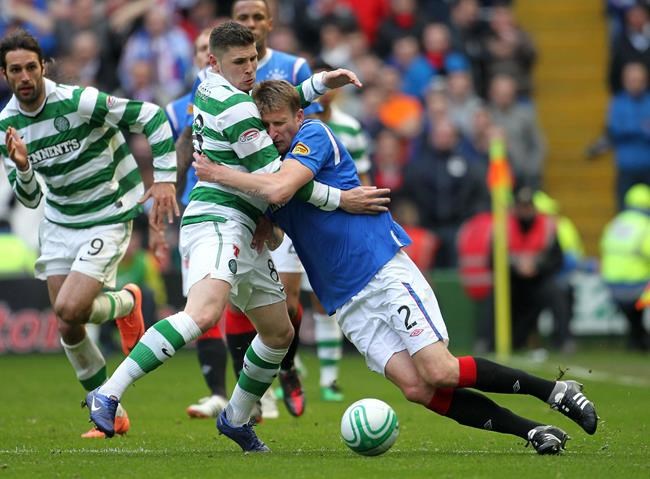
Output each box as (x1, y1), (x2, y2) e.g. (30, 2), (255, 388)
(0, 349), (648, 478)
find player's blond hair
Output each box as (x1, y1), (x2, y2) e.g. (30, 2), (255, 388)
(252, 80), (301, 115)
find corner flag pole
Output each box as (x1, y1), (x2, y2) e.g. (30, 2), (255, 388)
(488, 133), (512, 361)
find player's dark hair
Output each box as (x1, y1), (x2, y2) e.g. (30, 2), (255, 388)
(209, 21), (255, 58)
(252, 80), (301, 115)
(0, 29), (44, 70)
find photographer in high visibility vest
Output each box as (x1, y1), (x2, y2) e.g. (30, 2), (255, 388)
(600, 183), (650, 351)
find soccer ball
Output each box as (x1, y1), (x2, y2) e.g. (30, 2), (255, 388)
(340, 398), (399, 456)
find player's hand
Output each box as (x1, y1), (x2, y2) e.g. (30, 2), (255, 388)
(5, 127), (29, 171)
(193, 152), (228, 183)
(251, 216), (283, 253)
(322, 68), (363, 90)
(340, 186), (390, 215)
(140, 182), (180, 225)
(148, 222), (170, 266)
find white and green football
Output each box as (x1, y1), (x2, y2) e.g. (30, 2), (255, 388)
(340, 398), (399, 456)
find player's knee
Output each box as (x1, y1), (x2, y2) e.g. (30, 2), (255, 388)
(259, 319), (294, 349)
(54, 299), (85, 324)
(192, 310), (221, 332)
(400, 382), (432, 405)
(419, 358), (458, 388)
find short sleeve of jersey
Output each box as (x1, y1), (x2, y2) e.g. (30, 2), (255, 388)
(285, 122), (332, 176)
(295, 60), (312, 84)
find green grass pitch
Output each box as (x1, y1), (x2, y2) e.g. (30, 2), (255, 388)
(1, 348), (648, 478)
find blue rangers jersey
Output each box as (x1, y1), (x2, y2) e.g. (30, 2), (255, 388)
(270, 119), (412, 314)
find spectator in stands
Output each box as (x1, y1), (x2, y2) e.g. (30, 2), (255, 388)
(402, 118), (489, 267)
(488, 73), (545, 188)
(319, 14), (356, 67)
(118, 8), (193, 106)
(421, 22), (470, 79)
(374, 0), (427, 58)
(609, 2), (650, 93)
(0, 0), (56, 57)
(376, 64), (424, 138)
(483, 3), (537, 99)
(389, 34), (435, 100)
(600, 183), (650, 351)
(446, 67), (484, 139)
(372, 127), (407, 190)
(607, 62), (650, 210)
(461, 107), (495, 165)
(52, 0), (120, 92)
(448, 0), (489, 96)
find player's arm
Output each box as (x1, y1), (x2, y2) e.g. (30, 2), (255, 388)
(77, 86), (179, 225)
(194, 154), (389, 214)
(195, 154), (311, 205)
(297, 69), (362, 106)
(2, 127), (43, 209)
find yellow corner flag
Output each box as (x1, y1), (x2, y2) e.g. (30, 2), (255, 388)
(488, 131), (512, 361)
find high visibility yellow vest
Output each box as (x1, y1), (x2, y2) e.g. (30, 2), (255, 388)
(600, 210), (650, 283)
(0, 235), (36, 275)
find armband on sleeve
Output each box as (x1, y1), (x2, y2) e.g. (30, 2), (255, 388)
(307, 181), (341, 211)
(299, 72), (328, 104)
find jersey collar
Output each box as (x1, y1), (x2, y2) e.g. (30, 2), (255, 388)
(257, 48), (274, 70)
(7, 77), (57, 117)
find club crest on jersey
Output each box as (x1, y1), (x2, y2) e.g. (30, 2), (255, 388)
(53, 116), (70, 132)
(239, 128), (260, 144)
(292, 142), (310, 155)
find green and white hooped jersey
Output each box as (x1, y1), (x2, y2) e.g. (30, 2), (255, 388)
(0, 79), (176, 229)
(327, 105), (370, 175)
(183, 71), (282, 233)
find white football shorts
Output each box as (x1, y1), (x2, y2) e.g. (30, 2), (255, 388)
(270, 234), (304, 274)
(35, 219), (132, 288)
(337, 250), (449, 375)
(180, 220), (286, 311)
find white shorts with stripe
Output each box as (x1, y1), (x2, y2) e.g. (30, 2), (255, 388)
(270, 234), (304, 274)
(180, 220), (286, 312)
(35, 219), (132, 288)
(337, 250), (448, 375)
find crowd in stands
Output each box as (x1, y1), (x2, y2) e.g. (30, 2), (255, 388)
(1, 0), (647, 352)
(0, 0), (544, 270)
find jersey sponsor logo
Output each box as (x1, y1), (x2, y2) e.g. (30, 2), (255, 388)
(238, 128), (260, 144)
(53, 115), (70, 132)
(28, 139), (81, 165)
(291, 142), (310, 155)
